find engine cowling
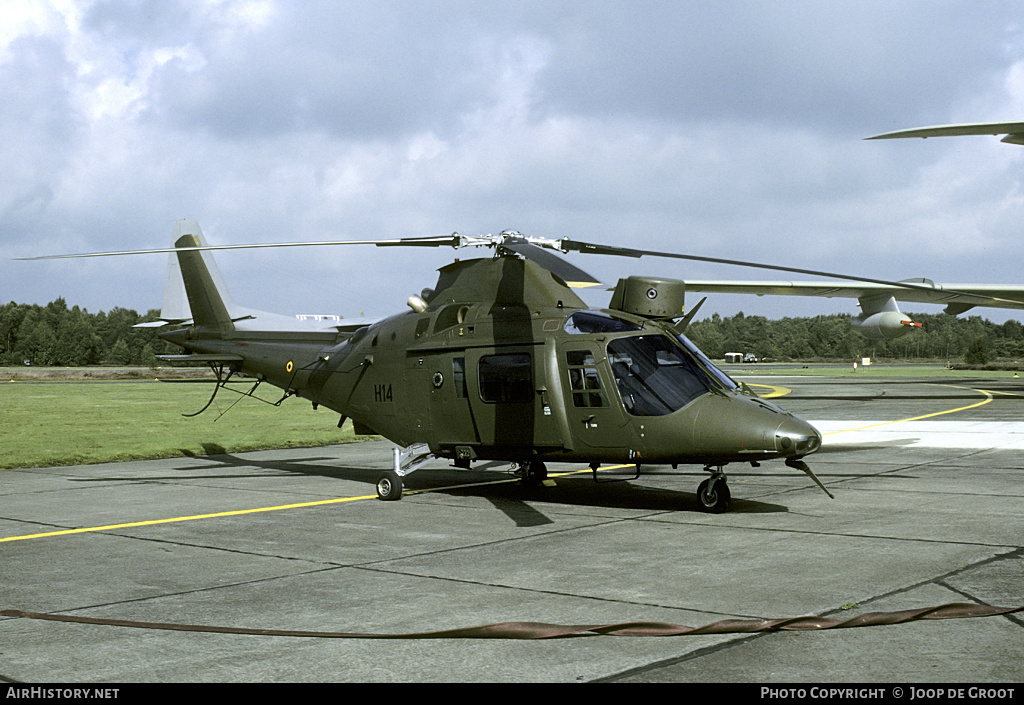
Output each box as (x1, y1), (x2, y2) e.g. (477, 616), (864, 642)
(851, 294), (923, 339)
(609, 276), (688, 318)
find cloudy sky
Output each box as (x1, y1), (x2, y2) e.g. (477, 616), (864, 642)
(4, 0), (1024, 325)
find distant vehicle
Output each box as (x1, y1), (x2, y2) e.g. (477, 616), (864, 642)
(743, 353), (757, 363)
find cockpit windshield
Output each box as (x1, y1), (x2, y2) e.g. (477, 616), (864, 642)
(608, 335), (709, 416)
(676, 333), (739, 391)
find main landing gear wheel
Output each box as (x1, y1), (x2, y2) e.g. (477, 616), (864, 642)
(697, 478), (731, 513)
(521, 461), (548, 486)
(376, 470), (403, 501)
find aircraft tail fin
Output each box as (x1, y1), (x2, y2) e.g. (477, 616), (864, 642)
(147, 217), (379, 334)
(171, 218), (237, 332)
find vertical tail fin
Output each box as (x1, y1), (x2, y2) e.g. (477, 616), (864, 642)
(171, 218), (237, 332)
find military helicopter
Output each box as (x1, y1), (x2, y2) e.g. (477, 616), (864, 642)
(30, 218), (846, 512)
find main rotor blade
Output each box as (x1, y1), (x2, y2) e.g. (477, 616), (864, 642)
(499, 237), (603, 288)
(20, 229), (1015, 307)
(865, 121), (1024, 142)
(559, 239), (1019, 305)
(15, 234), (462, 260)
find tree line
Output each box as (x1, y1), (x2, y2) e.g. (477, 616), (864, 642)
(0, 298), (175, 367)
(2, 298), (1023, 367)
(685, 311), (1024, 364)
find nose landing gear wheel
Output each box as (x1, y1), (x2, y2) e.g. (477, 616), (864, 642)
(377, 470), (403, 501)
(697, 477), (731, 513)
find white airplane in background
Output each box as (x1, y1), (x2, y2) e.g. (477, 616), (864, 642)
(682, 121), (1024, 340)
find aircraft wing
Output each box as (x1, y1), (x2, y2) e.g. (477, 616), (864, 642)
(680, 280), (1024, 313)
(866, 121), (1024, 145)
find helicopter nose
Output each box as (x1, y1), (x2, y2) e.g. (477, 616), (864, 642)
(774, 416), (822, 456)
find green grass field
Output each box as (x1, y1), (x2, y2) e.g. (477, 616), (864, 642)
(1, 377), (361, 469)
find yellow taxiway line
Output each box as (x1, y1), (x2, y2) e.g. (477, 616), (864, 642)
(821, 384), (994, 436)
(0, 466), (626, 544)
(747, 383), (790, 398)
(0, 494), (379, 543)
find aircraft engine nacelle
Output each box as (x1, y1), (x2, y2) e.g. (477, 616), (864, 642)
(850, 310), (919, 339)
(852, 294), (922, 339)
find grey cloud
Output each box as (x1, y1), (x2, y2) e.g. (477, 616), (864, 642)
(0, 35), (81, 236)
(532, 2), (1024, 133)
(109, 0), (1024, 147)
(4, 0), (1024, 324)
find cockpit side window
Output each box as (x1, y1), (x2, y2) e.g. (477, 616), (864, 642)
(608, 335), (708, 415)
(566, 350), (607, 408)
